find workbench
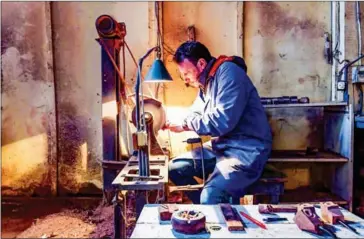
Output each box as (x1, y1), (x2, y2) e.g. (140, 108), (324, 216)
(131, 204), (364, 238)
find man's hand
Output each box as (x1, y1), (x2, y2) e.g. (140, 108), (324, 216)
(162, 121), (185, 133)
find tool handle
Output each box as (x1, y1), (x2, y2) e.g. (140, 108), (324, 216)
(263, 217), (288, 222)
(183, 138), (202, 144)
(239, 211), (267, 230)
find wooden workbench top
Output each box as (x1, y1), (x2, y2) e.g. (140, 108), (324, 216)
(131, 204), (364, 238)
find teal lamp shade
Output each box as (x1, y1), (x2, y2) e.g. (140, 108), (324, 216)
(144, 59), (173, 82)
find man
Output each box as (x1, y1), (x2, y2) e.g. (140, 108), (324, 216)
(165, 41), (272, 204)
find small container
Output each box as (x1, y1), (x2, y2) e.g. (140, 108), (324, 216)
(171, 210), (206, 234)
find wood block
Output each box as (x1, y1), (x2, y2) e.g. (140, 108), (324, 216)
(219, 204), (245, 231)
(159, 204), (178, 221)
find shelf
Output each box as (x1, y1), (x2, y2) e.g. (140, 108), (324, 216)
(268, 150), (348, 162)
(279, 186), (348, 206)
(263, 102), (347, 108)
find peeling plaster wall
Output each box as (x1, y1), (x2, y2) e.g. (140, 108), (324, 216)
(244, 2), (332, 102)
(51, 2), (149, 195)
(1, 2), (57, 196)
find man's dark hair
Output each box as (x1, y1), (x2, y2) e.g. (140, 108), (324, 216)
(173, 41), (212, 66)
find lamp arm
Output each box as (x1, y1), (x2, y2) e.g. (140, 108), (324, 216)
(135, 46), (160, 131)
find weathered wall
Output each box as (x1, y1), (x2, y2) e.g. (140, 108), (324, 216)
(1, 2), (57, 196)
(244, 2), (332, 102)
(244, 2), (331, 150)
(51, 2), (150, 195)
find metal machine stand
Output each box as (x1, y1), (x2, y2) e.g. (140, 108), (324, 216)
(96, 14), (170, 239)
(95, 14), (127, 204)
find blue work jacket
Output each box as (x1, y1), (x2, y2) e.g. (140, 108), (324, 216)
(180, 57), (273, 197)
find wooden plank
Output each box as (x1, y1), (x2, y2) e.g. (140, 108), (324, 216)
(220, 204), (245, 231)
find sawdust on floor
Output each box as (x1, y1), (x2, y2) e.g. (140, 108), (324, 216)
(2, 196), (137, 239)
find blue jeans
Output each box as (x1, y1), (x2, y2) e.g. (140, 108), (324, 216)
(168, 157), (233, 204)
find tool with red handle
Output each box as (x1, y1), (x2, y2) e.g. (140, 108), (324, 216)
(239, 210), (267, 230)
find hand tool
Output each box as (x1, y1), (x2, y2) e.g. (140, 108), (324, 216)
(263, 217), (288, 223)
(258, 204), (297, 214)
(258, 203), (322, 214)
(220, 204), (245, 231)
(260, 96), (310, 105)
(321, 201), (359, 235)
(294, 204), (337, 238)
(239, 210), (267, 230)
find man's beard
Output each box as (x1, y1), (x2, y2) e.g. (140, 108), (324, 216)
(185, 82), (199, 88)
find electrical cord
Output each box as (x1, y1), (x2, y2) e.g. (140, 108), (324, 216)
(331, 3), (350, 65)
(356, 1), (362, 63)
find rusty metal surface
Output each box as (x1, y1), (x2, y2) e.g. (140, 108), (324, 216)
(98, 38), (122, 194)
(1, 2), (57, 196)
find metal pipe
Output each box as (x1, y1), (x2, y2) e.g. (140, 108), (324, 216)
(331, 1), (337, 101)
(356, 2), (362, 64)
(135, 46), (158, 131)
(135, 46), (158, 177)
